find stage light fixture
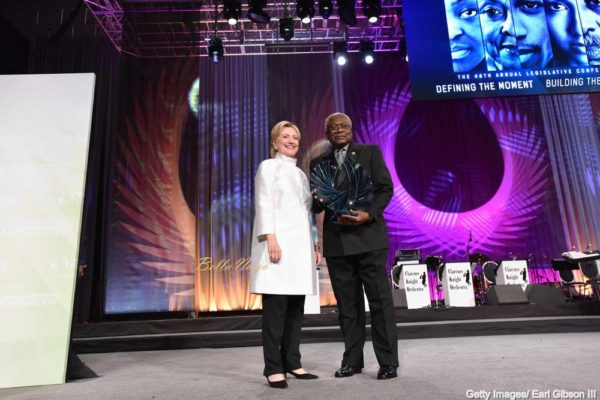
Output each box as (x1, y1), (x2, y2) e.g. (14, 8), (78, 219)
(399, 39), (409, 62)
(360, 40), (375, 64)
(337, 0), (357, 26)
(362, 0), (381, 23)
(333, 41), (348, 66)
(279, 17), (294, 41)
(248, 0), (270, 24)
(297, 0), (316, 23)
(223, 0), (242, 25)
(319, 0), (333, 19)
(208, 37), (224, 63)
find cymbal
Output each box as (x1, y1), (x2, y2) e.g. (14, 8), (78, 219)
(468, 252), (491, 263)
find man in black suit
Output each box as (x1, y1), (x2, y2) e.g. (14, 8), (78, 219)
(311, 112), (398, 380)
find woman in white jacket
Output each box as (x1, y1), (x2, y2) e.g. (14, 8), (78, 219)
(250, 121), (322, 389)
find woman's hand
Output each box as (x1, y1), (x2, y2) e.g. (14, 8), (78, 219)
(266, 234), (281, 263)
(314, 243), (322, 265)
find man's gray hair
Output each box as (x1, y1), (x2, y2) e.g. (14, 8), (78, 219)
(324, 112), (352, 132)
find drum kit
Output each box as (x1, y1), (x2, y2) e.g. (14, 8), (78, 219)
(552, 251), (600, 301)
(416, 248), (600, 306)
(425, 252), (500, 306)
(469, 252), (500, 305)
(424, 255), (445, 308)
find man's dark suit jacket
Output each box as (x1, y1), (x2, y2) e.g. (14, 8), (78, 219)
(310, 142), (394, 257)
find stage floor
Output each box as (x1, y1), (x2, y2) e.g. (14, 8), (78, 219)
(3, 333), (600, 400)
(72, 302), (600, 353)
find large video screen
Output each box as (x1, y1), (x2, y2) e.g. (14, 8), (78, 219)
(404, 0), (600, 100)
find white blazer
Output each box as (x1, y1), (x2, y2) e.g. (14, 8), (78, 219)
(249, 153), (317, 295)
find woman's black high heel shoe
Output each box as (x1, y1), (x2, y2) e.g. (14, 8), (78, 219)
(286, 370), (319, 379)
(265, 376), (288, 389)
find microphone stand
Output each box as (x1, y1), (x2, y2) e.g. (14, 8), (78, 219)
(466, 230), (472, 261)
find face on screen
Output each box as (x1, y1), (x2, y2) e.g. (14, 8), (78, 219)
(445, 0), (486, 72)
(478, 0), (522, 70)
(544, 0), (588, 66)
(511, 0), (554, 68)
(577, 0), (600, 65)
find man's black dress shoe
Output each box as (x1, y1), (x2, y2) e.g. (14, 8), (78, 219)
(286, 370), (319, 379)
(334, 365), (362, 378)
(376, 366), (398, 380)
(265, 377), (288, 389)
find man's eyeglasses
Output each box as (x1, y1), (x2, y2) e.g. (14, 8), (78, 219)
(327, 123), (351, 132)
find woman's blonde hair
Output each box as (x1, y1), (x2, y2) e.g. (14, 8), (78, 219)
(270, 120), (301, 158)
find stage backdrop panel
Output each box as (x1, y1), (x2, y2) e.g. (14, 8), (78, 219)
(102, 53), (581, 314)
(0, 73), (95, 388)
(404, 0), (600, 100)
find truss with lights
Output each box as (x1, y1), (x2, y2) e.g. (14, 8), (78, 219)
(84, 0), (404, 58)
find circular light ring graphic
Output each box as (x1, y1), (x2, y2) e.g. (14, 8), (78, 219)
(394, 100), (505, 213)
(357, 85), (549, 259)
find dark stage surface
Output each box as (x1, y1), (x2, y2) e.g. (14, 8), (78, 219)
(72, 302), (600, 354)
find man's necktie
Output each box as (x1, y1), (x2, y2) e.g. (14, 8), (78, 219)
(335, 148), (347, 186)
(335, 148), (346, 166)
